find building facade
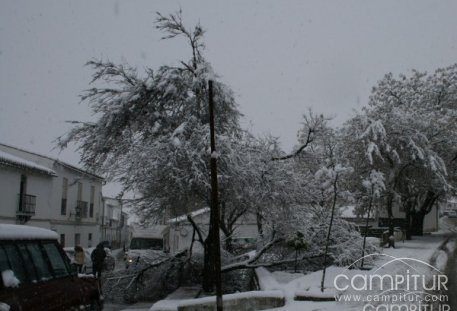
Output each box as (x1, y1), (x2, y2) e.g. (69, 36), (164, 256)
(101, 197), (129, 249)
(0, 143), (103, 248)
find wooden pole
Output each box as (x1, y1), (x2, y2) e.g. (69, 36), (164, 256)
(208, 80), (223, 311)
(361, 184), (374, 268)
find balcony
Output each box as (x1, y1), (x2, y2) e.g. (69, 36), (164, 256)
(75, 200), (88, 219)
(16, 194), (36, 224)
(17, 194), (36, 216)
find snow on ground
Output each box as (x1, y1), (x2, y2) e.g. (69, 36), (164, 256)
(258, 233), (453, 311)
(110, 232), (452, 311)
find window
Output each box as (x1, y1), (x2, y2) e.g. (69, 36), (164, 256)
(130, 238), (163, 250)
(0, 246), (10, 283)
(77, 182), (82, 201)
(3, 244), (27, 285)
(61, 177), (68, 215)
(0, 242), (56, 287)
(19, 174), (27, 195)
(18, 175), (30, 214)
(26, 243), (52, 281)
(74, 233), (80, 246)
(90, 185), (95, 218)
(88, 233), (92, 241)
(42, 243), (69, 278)
(60, 234), (65, 247)
(17, 244), (38, 283)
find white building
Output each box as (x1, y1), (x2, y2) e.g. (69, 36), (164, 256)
(0, 143), (103, 248)
(101, 197), (129, 249)
(167, 207), (259, 254)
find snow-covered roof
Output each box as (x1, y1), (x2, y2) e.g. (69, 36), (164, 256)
(132, 226), (169, 238)
(0, 224), (59, 240)
(0, 143), (103, 180)
(0, 150), (57, 176)
(168, 207), (210, 224)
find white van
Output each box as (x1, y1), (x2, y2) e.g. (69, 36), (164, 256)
(125, 226), (169, 268)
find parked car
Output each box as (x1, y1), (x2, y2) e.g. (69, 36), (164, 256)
(0, 224), (103, 310)
(64, 246), (115, 274)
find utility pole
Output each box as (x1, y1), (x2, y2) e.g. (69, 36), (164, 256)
(208, 80), (223, 311)
(361, 184), (374, 269)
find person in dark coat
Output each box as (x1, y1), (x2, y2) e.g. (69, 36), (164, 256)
(91, 243), (106, 278)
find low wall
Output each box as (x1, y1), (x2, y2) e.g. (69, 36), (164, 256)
(150, 290), (285, 311)
(178, 295), (284, 311)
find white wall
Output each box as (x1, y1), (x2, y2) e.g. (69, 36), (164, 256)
(0, 166), (54, 223)
(168, 211), (259, 254)
(0, 144), (103, 248)
(0, 168), (22, 222)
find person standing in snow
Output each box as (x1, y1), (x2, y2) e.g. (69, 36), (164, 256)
(91, 243), (106, 278)
(74, 245), (85, 273)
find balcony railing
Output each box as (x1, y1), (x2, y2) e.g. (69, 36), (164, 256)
(75, 200), (88, 219)
(17, 194), (36, 215)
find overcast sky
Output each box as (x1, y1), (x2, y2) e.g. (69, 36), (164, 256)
(1, 1), (457, 196)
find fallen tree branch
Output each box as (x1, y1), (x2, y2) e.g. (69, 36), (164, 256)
(222, 252), (325, 273)
(221, 237), (282, 272)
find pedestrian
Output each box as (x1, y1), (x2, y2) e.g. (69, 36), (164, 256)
(91, 243), (106, 278)
(74, 245), (85, 273)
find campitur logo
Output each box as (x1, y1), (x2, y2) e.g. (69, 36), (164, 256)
(333, 254), (450, 311)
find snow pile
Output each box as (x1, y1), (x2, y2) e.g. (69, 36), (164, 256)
(257, 266), (342, 299)
(2, 270), (20, 288)
(0, 303), (10, 311)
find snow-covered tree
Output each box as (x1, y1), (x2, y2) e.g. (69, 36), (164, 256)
(342, 64), (457, 237)
(58, 11), (248, 292)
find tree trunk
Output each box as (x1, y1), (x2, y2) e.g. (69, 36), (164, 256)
(405, 210), (412, 240)
(404, 200), (413, 240)
(385, 191), (395, 248)
(361, 187), (373, 268)
(225, 235), (233, 253)
(386, 192), (394, 236)
(320, 174), (338, 292)
(411, 211), (425, 236)
(256, 211), (264, 238)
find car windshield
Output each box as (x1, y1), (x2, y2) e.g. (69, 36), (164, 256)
(130, 238), (163, 250)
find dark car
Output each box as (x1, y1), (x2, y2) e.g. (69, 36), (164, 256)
(0, 224), (103, 310)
